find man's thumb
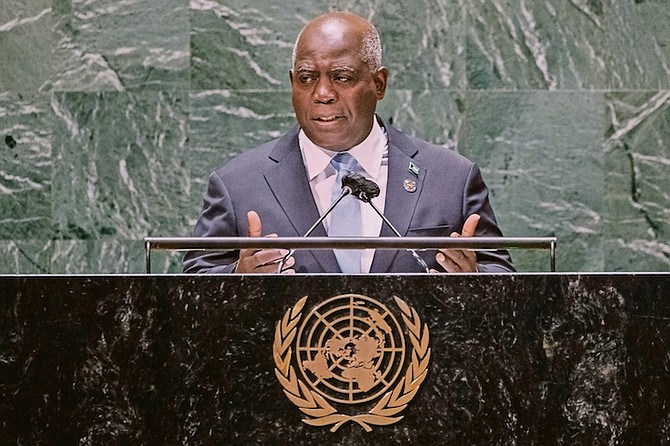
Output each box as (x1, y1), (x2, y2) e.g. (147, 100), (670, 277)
(247, 211), (262, 237)
(462, 214), (480, 237)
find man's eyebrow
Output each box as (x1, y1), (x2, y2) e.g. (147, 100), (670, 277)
(295, 65), (317, 73)
(330, 66), (356, 73)
(295, 66), (356, 74)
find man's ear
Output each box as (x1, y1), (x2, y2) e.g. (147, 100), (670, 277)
(373, 67), (388, 99)
(289, 69), (294, 85)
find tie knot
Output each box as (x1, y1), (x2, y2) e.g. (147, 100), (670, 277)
(330, 152), (357, 174)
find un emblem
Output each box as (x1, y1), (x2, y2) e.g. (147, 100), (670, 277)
(273, 294), (431, 432)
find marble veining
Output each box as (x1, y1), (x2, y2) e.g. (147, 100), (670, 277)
(0, 93), (52, 240)
(605, 91), (670, 270)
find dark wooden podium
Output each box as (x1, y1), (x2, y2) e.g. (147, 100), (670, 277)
(1, 274), (669, 444)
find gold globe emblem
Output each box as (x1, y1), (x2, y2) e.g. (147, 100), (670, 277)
(297, 294), (405, 404)
(273, 294), (431, 432)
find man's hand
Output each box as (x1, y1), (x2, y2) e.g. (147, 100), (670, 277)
(234, 211), (295, 274)
(431, 214), (480, 273)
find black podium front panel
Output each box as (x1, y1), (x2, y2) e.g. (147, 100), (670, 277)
(1, 274), (669, 444)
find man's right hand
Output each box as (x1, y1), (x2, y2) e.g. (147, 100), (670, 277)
(234, 211), (295, 274)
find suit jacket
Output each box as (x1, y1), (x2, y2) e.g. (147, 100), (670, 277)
(183, 118), (514, 273)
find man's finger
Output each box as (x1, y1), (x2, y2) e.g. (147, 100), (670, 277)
(247, 211), (262, 237)
(461, 214), (480, 237)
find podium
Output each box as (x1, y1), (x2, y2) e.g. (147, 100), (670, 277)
(1, 273), (669, 444)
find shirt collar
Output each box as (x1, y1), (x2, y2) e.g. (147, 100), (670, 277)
(299, 118), (387, 180)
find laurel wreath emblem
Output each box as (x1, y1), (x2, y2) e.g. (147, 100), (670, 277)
(273, 295), (431, 432)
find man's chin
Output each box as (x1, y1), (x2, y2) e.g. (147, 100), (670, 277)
(303, 129), (349, 151)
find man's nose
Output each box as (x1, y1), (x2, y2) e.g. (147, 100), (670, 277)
(313, 78), (336, 103)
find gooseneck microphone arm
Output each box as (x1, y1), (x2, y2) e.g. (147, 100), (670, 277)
(279, 172), (430, 273)
(303, 187), (352, 238)
(277, 185), (353, 272)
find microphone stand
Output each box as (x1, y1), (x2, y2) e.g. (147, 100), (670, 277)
(278, 172), (430, 273)
(276, 186), (353, 272)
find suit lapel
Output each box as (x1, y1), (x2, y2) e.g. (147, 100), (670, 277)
(370, 123), (426, 273)
(263, 128), (340, 273)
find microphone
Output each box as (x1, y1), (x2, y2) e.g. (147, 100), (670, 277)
(342, 173), (380, 201)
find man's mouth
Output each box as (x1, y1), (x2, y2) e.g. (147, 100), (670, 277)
(314, 115), (343, 122)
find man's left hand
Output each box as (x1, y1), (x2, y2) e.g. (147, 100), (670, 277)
(431, 214), (480, 273)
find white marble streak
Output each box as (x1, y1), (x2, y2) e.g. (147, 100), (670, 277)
(225, 47), (282, 85)
(211, 105), (259, 119)
(1, 241), (49, 273)
(118, 159), (137, 195)
(652, 40), (670, 81)
(51, 240), (136, 273)
(189, 0), (237, 18)
(50, 95), (81, 138)
(50, 40), (125, 92)
(0, 171), (44, 194)
(85, 149), (99, 214)
(0, 216), (44, 224)
(147, 93), (190, 203)
(566, 0), (603, 30)
(607, 1), (670, 89)
(191, 90), (232, 99)
(519, 0), (556, 90)
(467, 0), (612, 89)
(633, 200), (670, 219)
(633, 153), (670, 168)
(430, 1), (458, 88)
(49, 240), (76, 266)
(468, 2), (514, 85)
(0, 99), (46, 118)
(539, 199), (601, 220)
(616, 239), (670, 266)
(228, 18), (292, 50)
(0, 98), (51, 200)
(190, 90), (292, 120)
(605, 91), (670, 150)
(534, 199), (601, 236)
(0, 7), (51, 32)
(46, 0), (189, 92)
(143, 49), (189, 68)
(73, 0), (142, 21)
(391, 90), (419, 122)
(508, 211), (551, 232)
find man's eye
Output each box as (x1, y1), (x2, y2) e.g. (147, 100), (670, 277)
(300, 76), (316, 83)
(335, 76), (351, 82)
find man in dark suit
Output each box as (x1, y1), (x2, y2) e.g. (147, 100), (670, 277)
(183, 11), (514, 274)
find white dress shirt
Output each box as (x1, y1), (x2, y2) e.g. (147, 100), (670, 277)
(299, 120), (389, 273)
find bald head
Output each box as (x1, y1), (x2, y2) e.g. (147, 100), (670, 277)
(291, 12), (382, 72)
(288, 11), (388, 151)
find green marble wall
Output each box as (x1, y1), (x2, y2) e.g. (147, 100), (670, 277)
(1, 0), (668, 273)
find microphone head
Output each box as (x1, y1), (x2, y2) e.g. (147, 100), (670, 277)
(342, 173), (380, 201)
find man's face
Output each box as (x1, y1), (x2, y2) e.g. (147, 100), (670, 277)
(290, 18), (388, 151)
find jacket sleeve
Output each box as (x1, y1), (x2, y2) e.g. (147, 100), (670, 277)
(463, 163), (516, 273)
(182, 170), (239, 273)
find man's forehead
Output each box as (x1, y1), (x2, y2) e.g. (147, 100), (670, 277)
(303, 14), (361, 39)
(295, 34), (360, 55)
(293, 42), (363, 69)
